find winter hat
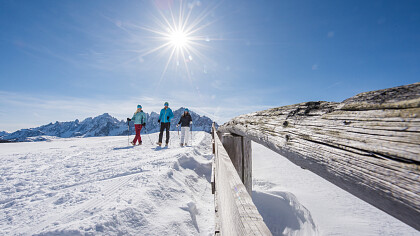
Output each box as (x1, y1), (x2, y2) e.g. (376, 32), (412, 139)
(164, 102), (169, 106)
(185, 108), (189, 112)
(137, 105), (142, 109)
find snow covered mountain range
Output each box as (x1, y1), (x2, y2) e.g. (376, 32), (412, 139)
(0, 108), (217, 142)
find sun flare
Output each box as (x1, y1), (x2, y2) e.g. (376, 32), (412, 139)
(136, 0), (219, 89)
(168, 30), (190, 49)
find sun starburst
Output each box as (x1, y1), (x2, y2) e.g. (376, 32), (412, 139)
(168, 30), (190, 48)
(136, 0), (218, 84)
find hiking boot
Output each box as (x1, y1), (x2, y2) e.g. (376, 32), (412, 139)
(165, 143), (169, 147)
(138, 141), (142, 145)
(157, 142), (162, 146)
(131, 141), (135, 146)
(180, 143), (183, 147)
(185, 143), (188, 146)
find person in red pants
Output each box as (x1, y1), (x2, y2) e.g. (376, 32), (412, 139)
(127, 105), (147, 145)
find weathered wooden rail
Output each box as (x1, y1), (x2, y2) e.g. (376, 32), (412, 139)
(217, 82), (420, 231)
(211, 123), (272, 235)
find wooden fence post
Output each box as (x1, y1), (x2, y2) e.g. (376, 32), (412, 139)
(221, 133), (252, 195)
(212, 122), (216, 154)
(242, 136), (252, 196)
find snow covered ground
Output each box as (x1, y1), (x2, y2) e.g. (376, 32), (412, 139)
(0, 131), (214, 235)
(2, 132), (418, 236)
(252, 142), (419, 236)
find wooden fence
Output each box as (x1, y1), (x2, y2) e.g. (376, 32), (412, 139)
(218, 83), (420, 231)
(211, 123), (272, 235)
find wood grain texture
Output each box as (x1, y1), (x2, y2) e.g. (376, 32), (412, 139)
(243, 137), (252, 196)
(219, 83), (420, 230)
(221, 134), (244, 181)
(220, 134), (253, 195)
(212, 124), (272, 235)
(211, 157), (216, 195)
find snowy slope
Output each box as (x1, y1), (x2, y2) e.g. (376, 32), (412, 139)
(252, 142), (419, 236)
(2, 108), (216, 142)
(0, 131), (214, 235)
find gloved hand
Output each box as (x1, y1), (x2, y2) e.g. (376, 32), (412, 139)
(190, 121), (192, 124)
(176, 124), (179, 127)
(158, 119), (160, 123)
(127, 118), (131, 122)
(167, 116), (169, 120)
(142, 123), (146, 127)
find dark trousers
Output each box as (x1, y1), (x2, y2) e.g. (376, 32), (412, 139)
(132, 124), (143, 144)
(158, 122), (170, 144)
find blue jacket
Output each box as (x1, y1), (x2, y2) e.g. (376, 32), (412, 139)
(159, 108), (174, 123)
(131, 111), (147, 125)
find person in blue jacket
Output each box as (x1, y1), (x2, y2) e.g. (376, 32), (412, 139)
(157, 102), (173, 146)
(127, 105), (146, 145)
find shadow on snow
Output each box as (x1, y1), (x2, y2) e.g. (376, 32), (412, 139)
(113, 146), (135, 150)
(252, 191), (318, 236)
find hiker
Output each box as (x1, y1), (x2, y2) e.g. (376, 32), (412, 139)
(177, 108), (192, 147)
(127, 105), (146, 145)
(157, 102), (174, 146)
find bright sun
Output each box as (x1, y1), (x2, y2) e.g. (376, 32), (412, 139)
(169, 30), (190, 49)
(137, 0), (217, 81)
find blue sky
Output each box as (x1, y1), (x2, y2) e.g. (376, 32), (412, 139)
(1, 0), (419, 132)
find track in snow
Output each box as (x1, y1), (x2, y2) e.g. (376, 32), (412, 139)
(0, 131), (214, 235)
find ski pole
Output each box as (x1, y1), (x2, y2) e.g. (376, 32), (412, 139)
(143, 117), (154, 145)
(144, 127), (154, 145)
(127, 121), (130, 146)
(177, 125), (180, 143)
(190, 122), (193, 146)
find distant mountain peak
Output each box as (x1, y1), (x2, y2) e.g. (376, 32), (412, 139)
(98, 112), (111, 117)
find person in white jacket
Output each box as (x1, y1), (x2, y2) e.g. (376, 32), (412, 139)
(176, 108), (192, 147)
